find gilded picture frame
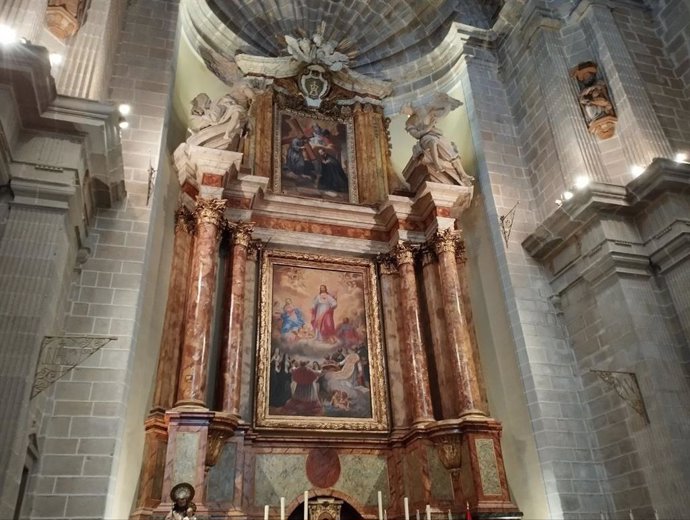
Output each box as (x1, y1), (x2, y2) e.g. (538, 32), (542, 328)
(255, 250), (388, 432)
(272, 107), (359, 204)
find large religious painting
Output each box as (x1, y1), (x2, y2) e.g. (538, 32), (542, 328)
(255, 251), (387, 431)
(273, 108), (358, 203)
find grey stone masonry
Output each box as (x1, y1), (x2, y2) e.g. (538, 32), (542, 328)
(460, 42), (607, 519)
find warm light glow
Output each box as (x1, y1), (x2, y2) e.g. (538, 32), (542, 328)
(118, 104), (131, 116)
(49, 53), (63, 66)
(574, 175), (590, 190)
(555, 199), (563, 206)
(675, 152), (688, 163)
(562, 190), (574, 200)
(0, 24), (18, 45)
(118, 120), (129, 129)
(631, 165), (645, 178)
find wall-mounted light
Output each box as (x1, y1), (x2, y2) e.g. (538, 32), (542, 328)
(574, 175), (590, 190)
(0, 24), (18, 45)
(562, 190), (574, 201)
(674, 152), (687, 164)
(49, 53), (63, 67)
(118, 104), (131, 116)
(631, 165), (645, 178)
(118, 120), (129, 129)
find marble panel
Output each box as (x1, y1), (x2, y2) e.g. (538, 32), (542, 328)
(254, 454), (310, 506)
(172, 432), (200, 485)
(402, 450), (424, 504)
(475, 439), (501, 496)
(338, 454), (389, 506)
(208, 443), (237, 503)
(426, 446), (453, 501)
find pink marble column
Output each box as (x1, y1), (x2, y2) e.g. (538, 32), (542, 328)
(433, 229), (485, 417)
(175, 198), (226, 407)
(220, 222), (254, 416)
(394, 243), (434, 424)
(152, 206), (194, 412)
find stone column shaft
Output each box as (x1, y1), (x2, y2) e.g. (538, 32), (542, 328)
(220, 223), (253, 416)
(583, 2), (673, 166)
(152, 206), (193, 411)
(394, 244), (434, 423)
(176, 198), (226, 407)
(433, 231), (484, 416)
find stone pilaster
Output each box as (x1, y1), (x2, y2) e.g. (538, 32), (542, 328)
(175, 198), (226, 407)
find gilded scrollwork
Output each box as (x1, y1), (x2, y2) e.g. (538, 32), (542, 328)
(255, 250), (388, 432)
(434, 433), (463, 471)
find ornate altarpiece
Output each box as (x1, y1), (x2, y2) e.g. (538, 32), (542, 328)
(132, 46), (521, 520)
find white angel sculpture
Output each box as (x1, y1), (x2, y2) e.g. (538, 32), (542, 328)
(187, 84), (256, 151)
(401, 93), (474, 186)
(284, 32), (349, 72)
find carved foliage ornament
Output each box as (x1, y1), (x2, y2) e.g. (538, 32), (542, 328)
(193, 198), (226, 229)
(570, 61), (617, 140)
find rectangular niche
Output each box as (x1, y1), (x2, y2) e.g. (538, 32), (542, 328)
(272, 107), (358, 204)
(255, 250), (387, 432)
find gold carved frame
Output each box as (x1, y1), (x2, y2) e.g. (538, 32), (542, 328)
(272, 106), (359, 203)
(255, 250), (388, 432)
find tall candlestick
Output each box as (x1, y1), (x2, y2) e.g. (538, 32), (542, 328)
(447, 509), (452, 520)
(281, 497), (286, 520)
(265, 505), (269, 520)
(378, 491), (383, 520)
(384, 510), (387, 520)
(416, 510), (420, 520)
(304, 491), (309, 520)
(404, 497), (410, 520)
(426, 505), (431, 520)
(654, 510), (659, 520)
(629, 510), (634, 520)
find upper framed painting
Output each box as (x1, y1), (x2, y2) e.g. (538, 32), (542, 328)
(273, 107), (359, 203)
(255, 250), (388, 432)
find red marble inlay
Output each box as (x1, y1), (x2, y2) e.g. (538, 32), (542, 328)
(306, 448), (341, 489)
(252, 215), (388, 241)
(181, 181), (199, 198)
(226, 196), (252, 209)
(201, 173), (224, 187)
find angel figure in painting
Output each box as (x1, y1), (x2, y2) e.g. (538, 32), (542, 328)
(187, 84), (255, 151)
(401, 93), (474, 186)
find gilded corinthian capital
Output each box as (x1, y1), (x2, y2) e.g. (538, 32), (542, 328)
(376, 252), (398, 275)
(174, 205), (194, 235)
(392, 242), (415, 266)
(194, 198), (227, 228)
(228, 222), (254, 247)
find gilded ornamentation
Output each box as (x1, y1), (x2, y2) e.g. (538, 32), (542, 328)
(308, 498), (344, 520)
(475, 438), (502, 496)
(376, 253), (398, 276)
(433, 434), (463, 471)
(31, 336), (116, 399)
(228, 221), (254, 248)
(255, 250), (388, 431)
(432, 228), (460, 256)
(174, 206), (194, 235)
(393, 242), (415, 266)
(205, 416), (237, 468)
(592, 370), (649, 422)
(193, 198), (227, 229)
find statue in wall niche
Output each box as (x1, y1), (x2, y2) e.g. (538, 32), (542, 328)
(570, 61), (617, 139)
(401, 93), (474, 187)
(187, 84), (256, 151)
(165, 483), (197, 520)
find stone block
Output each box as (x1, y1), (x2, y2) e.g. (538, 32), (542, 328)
(65, 495), (106, 517)
(70, 417), (119, 437)
(40, 455), (84, 476)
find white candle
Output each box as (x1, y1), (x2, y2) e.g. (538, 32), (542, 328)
(426, 505), (431, 520)
(600, 514), (605, 520)
(448, 509), (452, 520)
(281, 498), (286, 520)
(378, 491), (383, 520)
(304, 492), (309, 520)
(416, 510), (420, 520)
(404, 497), (410, 520)
(384, 510), (388, 520)
(265, 506), (269, 520)
(654, 510), (659, 520)
(629, 510), (634, 520)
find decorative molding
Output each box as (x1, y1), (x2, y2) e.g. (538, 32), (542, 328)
(592, 370), (649, 422)
(193, 197), (227, 229)
(31, 336), (116, 398)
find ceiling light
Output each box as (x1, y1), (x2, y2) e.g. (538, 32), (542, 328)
(49, 53), (63, 67)
(574, 175), (590, 190)
(118, 104), (131, 116)
(562, 190), (574, 200)
(675, 152), (687, 163)
(0, 24), (18, 45)
(118, 120), (129, 129)
(631, 165), (645, 178)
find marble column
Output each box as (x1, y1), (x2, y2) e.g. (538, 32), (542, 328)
(433, 229), (485, 417)
(130, 414), (168, 518)
(394, 243), (434, 424)
(175, 198), (226, 407)
(152, 206), (194, 412)
(220, 222), (254, 416)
